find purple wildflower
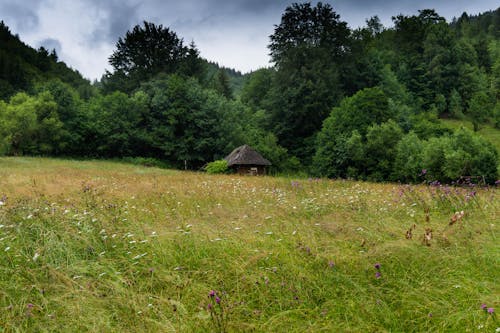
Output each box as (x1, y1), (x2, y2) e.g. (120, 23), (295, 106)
(421, 169), (427, 175)
(207, 303), (212, 310)
(328, 261), (335, 268)
(481, 303), (488, 310)
(428, 313), (432, 318)
(215, 296), (221, 304)
(375, 271), (381, 279)
(26, 303), (34, 309)
(374, 263), (381, 270)
(487, 307), (494, 314)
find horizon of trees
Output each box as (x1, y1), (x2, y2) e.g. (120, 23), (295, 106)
(0, 3), (499, 183)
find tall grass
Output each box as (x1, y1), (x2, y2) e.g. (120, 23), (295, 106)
(0, 157), (498, 332)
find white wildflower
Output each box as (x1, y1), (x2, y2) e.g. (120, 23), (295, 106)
(33, 252), (40, 261)
(132, 253), (147, 260)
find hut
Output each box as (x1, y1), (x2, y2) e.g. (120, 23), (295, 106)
(224, 145), (271, 175)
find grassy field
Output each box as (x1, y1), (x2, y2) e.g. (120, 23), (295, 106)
(0, 157), (498, 332)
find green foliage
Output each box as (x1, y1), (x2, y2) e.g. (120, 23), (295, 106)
(240, 68), (274, 110)
(205, 159), (228, 174)
(449, 89), (464, 119)
(0, 9), (499, 184)
(468, 91), (493, 131)
(0, 92), (64, 155)
(420, 128), (498, 183)
(392, 132), (424, 182)
(137, 74), (237, 168)
(105, 21), (202, 93)
(267, 2), (351, 159)
(364, 120), (404, 181)
(324, 87), (392, 137)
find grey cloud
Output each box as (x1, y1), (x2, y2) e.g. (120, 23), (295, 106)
(86, 0), (141, 44)
(0, 2), (42, 32)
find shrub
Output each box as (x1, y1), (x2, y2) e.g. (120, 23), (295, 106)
(205, 160), (228, 174)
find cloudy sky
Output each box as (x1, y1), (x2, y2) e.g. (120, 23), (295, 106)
(1, 0), (497, 80)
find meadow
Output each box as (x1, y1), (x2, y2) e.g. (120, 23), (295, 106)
(0, 157), (498, 332)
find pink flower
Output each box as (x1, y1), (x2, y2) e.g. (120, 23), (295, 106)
(487, 307), (494, 314)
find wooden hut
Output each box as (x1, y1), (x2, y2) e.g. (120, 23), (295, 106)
(224, 145), (271, 175)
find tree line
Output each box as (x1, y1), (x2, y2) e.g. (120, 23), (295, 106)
(0, 3), (499, 183)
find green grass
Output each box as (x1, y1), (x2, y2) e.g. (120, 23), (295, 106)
(0, 157), (498, 332)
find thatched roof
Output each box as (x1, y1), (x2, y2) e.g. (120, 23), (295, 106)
(224, 145), (271, 167)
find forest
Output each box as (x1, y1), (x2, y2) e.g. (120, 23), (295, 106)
(0, 3), (499, 184)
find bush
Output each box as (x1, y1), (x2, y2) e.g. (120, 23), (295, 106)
(205, 160), (228, 174)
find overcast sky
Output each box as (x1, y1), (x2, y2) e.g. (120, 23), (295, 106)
(0, 0), (497, 80)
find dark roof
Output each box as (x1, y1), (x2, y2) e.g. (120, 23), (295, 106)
(224, 145), (272, 167)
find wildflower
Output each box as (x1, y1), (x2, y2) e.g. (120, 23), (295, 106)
(374, 263), (381, 270)
(375, 271), (381, 279)
(428, 313), (432, 318)
(481, 303), (487, 310)
(27, 303), (34, 309)
(488, 307), (495, 314)
(207, 303), (212, 310)
(328, 261), (335, 268)
(209, 290), (216, 297)
(215, 296), (221, 304)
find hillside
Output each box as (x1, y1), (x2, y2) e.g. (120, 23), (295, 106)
(0, 21), (91, 100)
(0, 157), (497, 331)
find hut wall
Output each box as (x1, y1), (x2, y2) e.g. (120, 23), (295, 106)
(234, 165), (267, 175)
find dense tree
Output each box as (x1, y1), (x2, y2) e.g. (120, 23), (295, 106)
(363, 120), (404, 181)
(105, 22), (201, 93)
(0, 8), (498, 183)
(392, 132), (425, 182)
(313, 87), (393, 178)
(240, 68), (274, 110)
(468, 91), (493, 131)
(268, 2), (351, 160)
